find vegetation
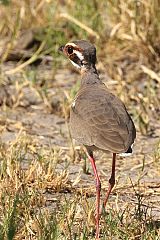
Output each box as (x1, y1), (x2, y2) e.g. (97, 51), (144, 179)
(0, 0), (160, 239)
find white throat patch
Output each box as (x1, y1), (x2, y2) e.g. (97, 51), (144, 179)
(73, 50), (84, 61)
(66, 43), (84, 68)
(70, 60), (81, 68)
(69, 50), (84, 69)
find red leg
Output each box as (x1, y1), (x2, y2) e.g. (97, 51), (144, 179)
(88, 151), (101, 239)
(103, 153), (116, 208)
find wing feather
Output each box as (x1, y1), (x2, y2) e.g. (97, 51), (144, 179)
(70, 85), (136, 153)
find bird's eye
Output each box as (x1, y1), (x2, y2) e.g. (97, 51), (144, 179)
(67, 46), (73, 54)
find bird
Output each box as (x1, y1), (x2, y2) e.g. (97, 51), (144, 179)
(59, 40), (136, 239)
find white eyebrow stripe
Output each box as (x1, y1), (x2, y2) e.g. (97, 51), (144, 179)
(66, 43), (77, 47)
(73, 50), (84, 61)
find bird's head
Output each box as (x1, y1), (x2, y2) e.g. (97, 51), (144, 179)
(59, 40), (97, 69)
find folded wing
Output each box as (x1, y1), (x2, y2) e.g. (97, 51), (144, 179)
(70, 85), (136, 153)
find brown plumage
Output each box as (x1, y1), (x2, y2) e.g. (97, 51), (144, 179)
(70, 84), (135, 153)
(59, 40), (136, 239)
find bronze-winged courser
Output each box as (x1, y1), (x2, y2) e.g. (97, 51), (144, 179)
(59, 40), (136, 239)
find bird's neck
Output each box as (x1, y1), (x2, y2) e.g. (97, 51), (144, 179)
(80, 64), (102, 86)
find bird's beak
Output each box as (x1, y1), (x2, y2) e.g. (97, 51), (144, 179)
(58, 45), (64, 52)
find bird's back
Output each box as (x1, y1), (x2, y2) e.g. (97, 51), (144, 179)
(70, 84), (136, 153)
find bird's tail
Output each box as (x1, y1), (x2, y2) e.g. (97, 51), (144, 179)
(119, 145), (133, 157)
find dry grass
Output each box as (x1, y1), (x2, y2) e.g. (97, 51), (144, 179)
(0, 0), (160, 239)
